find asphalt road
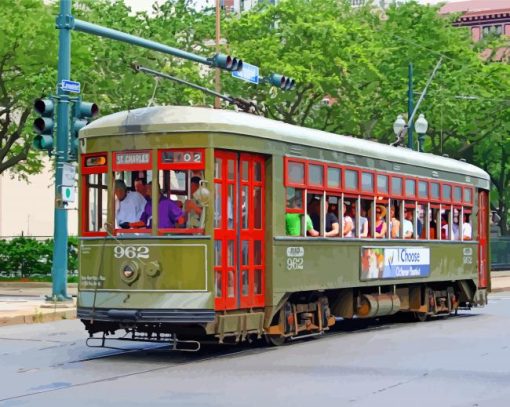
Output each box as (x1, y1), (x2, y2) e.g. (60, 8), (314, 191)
(1, 293), (510, 407)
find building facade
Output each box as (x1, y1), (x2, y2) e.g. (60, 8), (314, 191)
(440, 0), (510, 42)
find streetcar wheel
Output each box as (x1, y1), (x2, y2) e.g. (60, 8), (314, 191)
(414, 312), (428, 322)
(265, 334), (286, 347)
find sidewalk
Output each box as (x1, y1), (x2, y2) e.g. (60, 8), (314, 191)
(1, 274), (510, 327)
(0, 282), (77, 327)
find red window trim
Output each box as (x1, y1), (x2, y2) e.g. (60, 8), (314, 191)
(113, 149), (152, 171)
(81, 154), (108, 237)
(158, 228), (205, 235)
(284, 157), (307, 188)
(158, 148), (205, 170)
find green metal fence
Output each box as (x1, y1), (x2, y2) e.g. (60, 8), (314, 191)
(491, 237), (510, 271)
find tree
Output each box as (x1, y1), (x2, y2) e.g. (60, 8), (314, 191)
(0, 0), (56, 178)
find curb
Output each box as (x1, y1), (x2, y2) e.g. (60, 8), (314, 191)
(0, 308), (76, 327)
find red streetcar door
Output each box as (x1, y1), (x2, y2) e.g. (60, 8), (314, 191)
(214, 151), (266, 310)
(478, 190), (489, 288)
(239, 154), (265, 309)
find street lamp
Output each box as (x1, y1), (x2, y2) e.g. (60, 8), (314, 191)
(415, 113), (428, 152)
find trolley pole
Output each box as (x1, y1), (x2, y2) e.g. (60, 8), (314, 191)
(51, 0), (73, 301)
(407, 63), (414, 150)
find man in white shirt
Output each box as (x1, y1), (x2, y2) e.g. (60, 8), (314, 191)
(115, 179), (146, 228)
(463, 214), (472, 240)
(403, 208), (414, 238)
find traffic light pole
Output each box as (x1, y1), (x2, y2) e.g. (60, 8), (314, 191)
(50, 0), (72, 301)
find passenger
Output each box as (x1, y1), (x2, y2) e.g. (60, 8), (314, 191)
(343, 203), (354, 237)
(185, 176), (207, 228)
(309, 199), (339, 237)
(463, 214), (472, 240)
(441, 214), (449, 239)
(286, 198), (319, 237)
(403, 208), (414, 239)
(452, 213), (460, 240)
(114, 179), (146, 228)
(389, 206), (400, 238)
(140, 182), (185, 228)
(374, 205), (387, 238)
(352, 205), (368, 238)
(134, 177), (147, 196)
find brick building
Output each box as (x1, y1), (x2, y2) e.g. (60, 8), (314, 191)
(440, 0), (510, 42)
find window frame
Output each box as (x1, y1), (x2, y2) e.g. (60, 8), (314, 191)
(343, 166), (360, 193)
(284, 157), (307, 188)
(326, 164), (343, 193)
(81, 153), (108, 237)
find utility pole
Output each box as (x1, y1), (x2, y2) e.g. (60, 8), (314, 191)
(407, 62), (414, 150)
(51, 0), (73, 301)
(214, 0), (221, 109)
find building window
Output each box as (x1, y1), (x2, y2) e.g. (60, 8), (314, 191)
(482, 25), (502, 37)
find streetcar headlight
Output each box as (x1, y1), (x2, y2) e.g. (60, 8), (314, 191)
(123, 264), (135, 278)
(120, 261), (139, 284)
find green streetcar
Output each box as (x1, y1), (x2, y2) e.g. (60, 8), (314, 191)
(77, 106), (490, 348)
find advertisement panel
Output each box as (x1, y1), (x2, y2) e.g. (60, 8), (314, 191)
(360, 247), (430, 281)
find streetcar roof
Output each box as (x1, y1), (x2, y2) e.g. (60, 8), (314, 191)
(81, 105), (489, 181)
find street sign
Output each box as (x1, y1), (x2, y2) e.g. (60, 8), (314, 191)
(61, 80), (81, 93)
(232, 62), (259, 85)
(62, 162), (76, 187)
(61, 186), (75, 203)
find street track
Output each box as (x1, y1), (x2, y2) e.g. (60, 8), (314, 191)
(0, 310), (483, 403)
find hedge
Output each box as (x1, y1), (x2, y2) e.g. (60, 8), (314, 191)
(0, 236), (78, 278)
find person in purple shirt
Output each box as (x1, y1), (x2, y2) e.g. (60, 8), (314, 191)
(140, 182), (185, 228)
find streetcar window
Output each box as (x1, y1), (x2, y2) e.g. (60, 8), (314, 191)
(113, 170), (151, 232)
(85, 173), (108, 234)
(157, 169), (207, 231)
(361, 172), (374, 193)
(453, 186), (462, 204)
(286, 188), (303, 210)
(418, 204), (427, 239)
(354, 199), (370, 238)
(430, 207), (440, 240)
(377, 174), (388, 195)
(452, 209), (461, 240)
(462, 212), (472, 241)
(405, 179), (416, 198)
(327, 167), (341, 189)
(389, 202), (401, 239)
(442, 184), (452, 202)
(345, 170), (358, 191)
(403, 203), (415, 239)
(391, 177), (402, 196)
(430, 182), (440, 200)
(342, 198), (355, 238)
(288, 161), (305, 185)
(418, 181), (428, 199)
(464, 187), (472, 204)
(309, 164), (324, 187)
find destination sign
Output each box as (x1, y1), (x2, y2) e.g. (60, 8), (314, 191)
(115, 151), (150, 166)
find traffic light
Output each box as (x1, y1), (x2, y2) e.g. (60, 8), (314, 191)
(70, 99), (98, 158)
(268, 73), (296, 91)
(210, 53), (243, 72)
(33, 98), (54, 151)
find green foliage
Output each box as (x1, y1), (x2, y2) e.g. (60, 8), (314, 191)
(0, 237), (78, 278)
